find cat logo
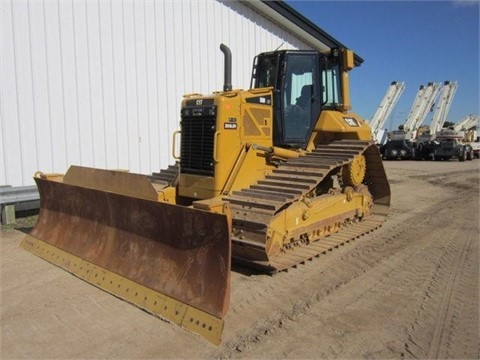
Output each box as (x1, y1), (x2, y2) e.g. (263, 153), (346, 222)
(344, 117), (359, 127)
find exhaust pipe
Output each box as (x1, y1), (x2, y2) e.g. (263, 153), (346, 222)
(220, 44), (232, 92)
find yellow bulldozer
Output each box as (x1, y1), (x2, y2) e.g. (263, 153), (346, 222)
(22, 44), (390, 345)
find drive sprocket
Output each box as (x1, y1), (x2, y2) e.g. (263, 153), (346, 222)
(341, 154), (366, 187)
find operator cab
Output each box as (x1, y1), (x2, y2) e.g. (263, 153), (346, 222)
(251, 50), (344, 148)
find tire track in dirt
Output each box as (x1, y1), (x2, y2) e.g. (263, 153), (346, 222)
(208, 165), (478, 358)
(403, 214), (479, 359)
(410, 169), (479, 192)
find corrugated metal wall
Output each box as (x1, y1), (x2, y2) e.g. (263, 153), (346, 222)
(0, 0), (309, 187)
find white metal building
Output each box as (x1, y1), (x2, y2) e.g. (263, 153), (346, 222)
(1, 0), (354, 187)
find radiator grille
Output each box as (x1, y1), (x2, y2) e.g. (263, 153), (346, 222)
(180, 107), (216, 176)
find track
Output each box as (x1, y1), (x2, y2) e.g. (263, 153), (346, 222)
(225, 140), (390, 271)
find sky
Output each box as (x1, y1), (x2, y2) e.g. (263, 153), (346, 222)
(286, 0), (480, 130)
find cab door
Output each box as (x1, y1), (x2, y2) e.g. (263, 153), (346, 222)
(278, 52), (322, 148)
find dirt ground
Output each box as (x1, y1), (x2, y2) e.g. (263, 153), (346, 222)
(1, 159), (479, 359)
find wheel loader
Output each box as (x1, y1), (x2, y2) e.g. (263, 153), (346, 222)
(22, 44), (390, 345)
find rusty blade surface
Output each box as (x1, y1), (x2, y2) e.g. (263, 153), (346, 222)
(29, 177), (231, 318)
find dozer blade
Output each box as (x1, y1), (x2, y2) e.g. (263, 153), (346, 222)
(21, 166), (231, 345)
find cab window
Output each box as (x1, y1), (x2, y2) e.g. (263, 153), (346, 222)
(252, 55), (278, 88)
(282, 54), (317, 142)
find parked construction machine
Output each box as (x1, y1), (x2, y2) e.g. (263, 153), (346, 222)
(415, 81), (458, 160)
(433, 114), (479, 161)
(22, 44), (390, 344)
(382, 82), (442, 160)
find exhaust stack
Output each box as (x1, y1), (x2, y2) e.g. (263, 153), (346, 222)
(220, 44), (232, 92)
